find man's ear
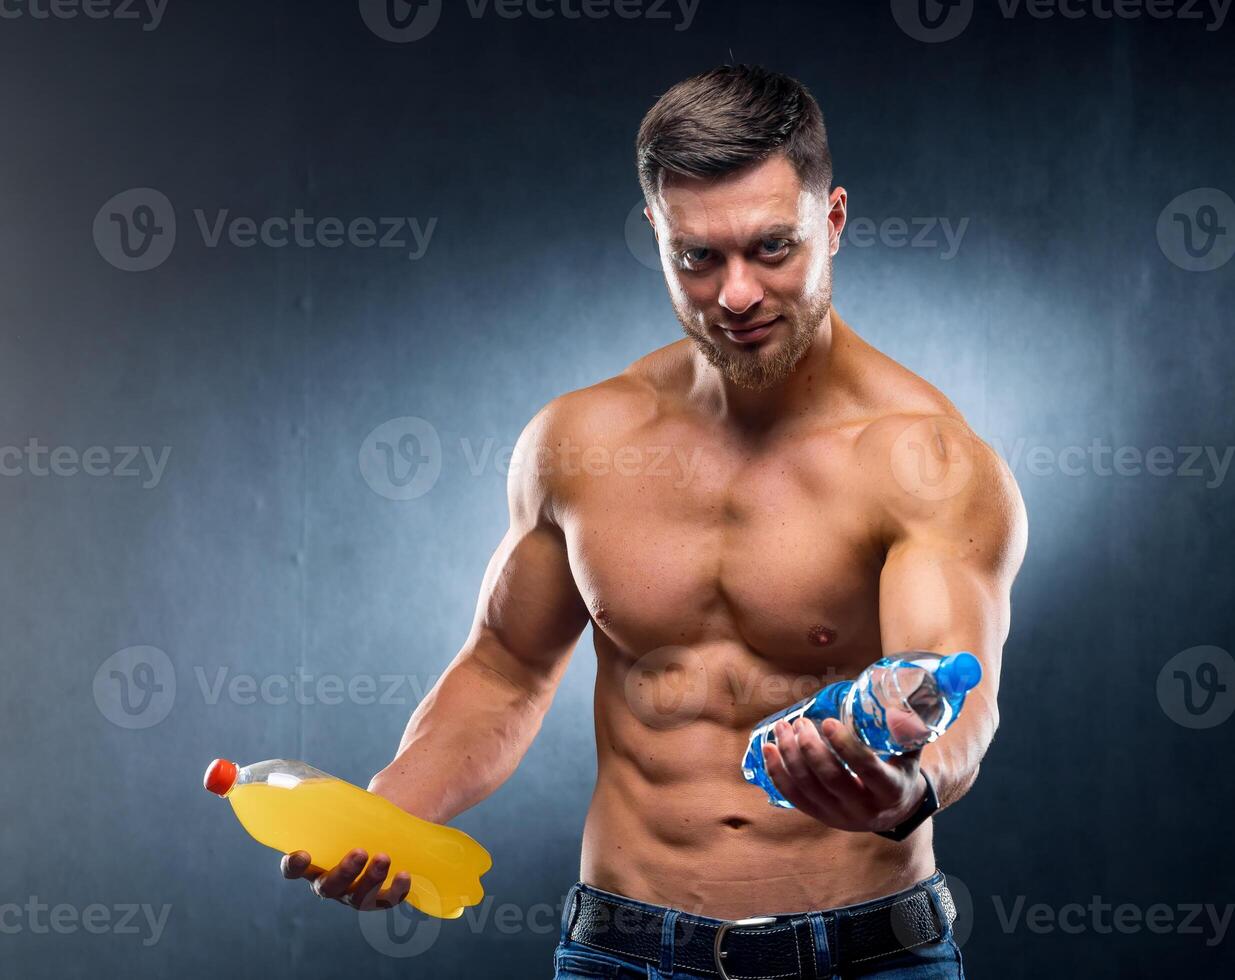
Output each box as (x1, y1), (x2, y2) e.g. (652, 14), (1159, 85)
(643, 205), (658, 240)
(826, 186), (848, 256)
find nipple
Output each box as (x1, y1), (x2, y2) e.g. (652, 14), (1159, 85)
(808, 625), (838, 647)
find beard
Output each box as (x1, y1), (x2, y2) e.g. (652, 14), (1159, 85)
(672, 265), (833, 392)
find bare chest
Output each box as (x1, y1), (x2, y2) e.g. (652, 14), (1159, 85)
(558, 422), (887, 679)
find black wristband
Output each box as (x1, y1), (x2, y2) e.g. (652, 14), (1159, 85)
(874, 770), (939, 842)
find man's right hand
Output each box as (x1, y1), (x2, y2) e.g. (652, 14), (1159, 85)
(281, 849), (412, 911)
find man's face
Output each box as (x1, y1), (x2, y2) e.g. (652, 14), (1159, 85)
(645, 154), (845, 391)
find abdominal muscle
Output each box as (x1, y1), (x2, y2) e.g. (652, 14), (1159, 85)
(578, 641), (936, 919)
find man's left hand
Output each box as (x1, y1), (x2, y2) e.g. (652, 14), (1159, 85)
(762, 717), (927, 834)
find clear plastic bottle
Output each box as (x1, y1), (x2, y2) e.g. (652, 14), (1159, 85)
(742, 652), (982, 809)
(203, 758), (491, 919)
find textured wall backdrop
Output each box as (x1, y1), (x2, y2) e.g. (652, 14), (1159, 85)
(1, 1), (1232, 977)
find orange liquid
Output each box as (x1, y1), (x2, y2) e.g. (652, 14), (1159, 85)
(227, 777), (490, 919)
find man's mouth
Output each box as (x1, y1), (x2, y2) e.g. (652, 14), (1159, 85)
(721, 315), (780, 345)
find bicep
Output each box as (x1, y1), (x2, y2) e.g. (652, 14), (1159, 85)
(877, 443), (1028, 708)
(879, 535), (1011, 699)
(467, 518), (590, 704)
(463, 402), (591, 705)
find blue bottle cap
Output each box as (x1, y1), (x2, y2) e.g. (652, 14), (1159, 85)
(936, 652), (982, 696)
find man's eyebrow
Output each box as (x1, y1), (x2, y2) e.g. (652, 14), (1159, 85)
(667, 224), (800, 252)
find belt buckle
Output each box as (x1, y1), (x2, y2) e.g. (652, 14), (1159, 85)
(713, 915), (779, 980)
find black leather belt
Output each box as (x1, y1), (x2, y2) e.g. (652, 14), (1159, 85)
(564, 878), (956, 979)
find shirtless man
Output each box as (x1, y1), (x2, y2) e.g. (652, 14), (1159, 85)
(282, 65), (1027, 978)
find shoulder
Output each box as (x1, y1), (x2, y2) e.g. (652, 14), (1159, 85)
(507, 341), (689, 522)
(517, 348), (679, 450)
(843, 341), (1027, 578)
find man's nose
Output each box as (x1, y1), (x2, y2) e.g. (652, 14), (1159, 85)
(717, 260), (764, 316)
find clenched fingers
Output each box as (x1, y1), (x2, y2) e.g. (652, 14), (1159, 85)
(311, 848), (370, 900)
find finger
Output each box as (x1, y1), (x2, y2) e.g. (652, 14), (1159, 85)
(819, 719), (907, 802)
(763, 739), (841, 819)
(281, 851), (324, 881)
(793, 719), (884, 823)
(313, 849), (369, 900)
(374, 871), (412, 910)
(348, 853), (393, 909)
(768, 722), (846, 815)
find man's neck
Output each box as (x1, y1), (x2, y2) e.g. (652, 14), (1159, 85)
(689, 307), (841, 435)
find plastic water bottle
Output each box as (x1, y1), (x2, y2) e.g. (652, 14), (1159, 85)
(203, 758), (492, 918)
(742, 652), (982, 809)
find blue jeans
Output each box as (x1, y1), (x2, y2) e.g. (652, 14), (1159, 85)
(553, 870), (964, 979)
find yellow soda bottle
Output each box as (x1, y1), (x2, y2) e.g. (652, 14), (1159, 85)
(203, 758), (491, 919)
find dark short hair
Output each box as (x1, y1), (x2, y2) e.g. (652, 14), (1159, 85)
(636, 64), (833, 202)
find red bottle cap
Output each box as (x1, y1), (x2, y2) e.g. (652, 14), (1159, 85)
(204, 758), (238, 796)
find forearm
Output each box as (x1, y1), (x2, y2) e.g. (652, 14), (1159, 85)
(918, 687), (998, 811)
(368, 645), (549, 825)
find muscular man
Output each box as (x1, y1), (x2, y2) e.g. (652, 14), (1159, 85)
(283, 65), (1027, 978)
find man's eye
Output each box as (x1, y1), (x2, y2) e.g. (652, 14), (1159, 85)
(682, 247), (712, 266)
(759, 238), (791, 255)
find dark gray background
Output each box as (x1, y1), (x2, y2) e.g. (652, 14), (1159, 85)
(1, 1), (1232, 977)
